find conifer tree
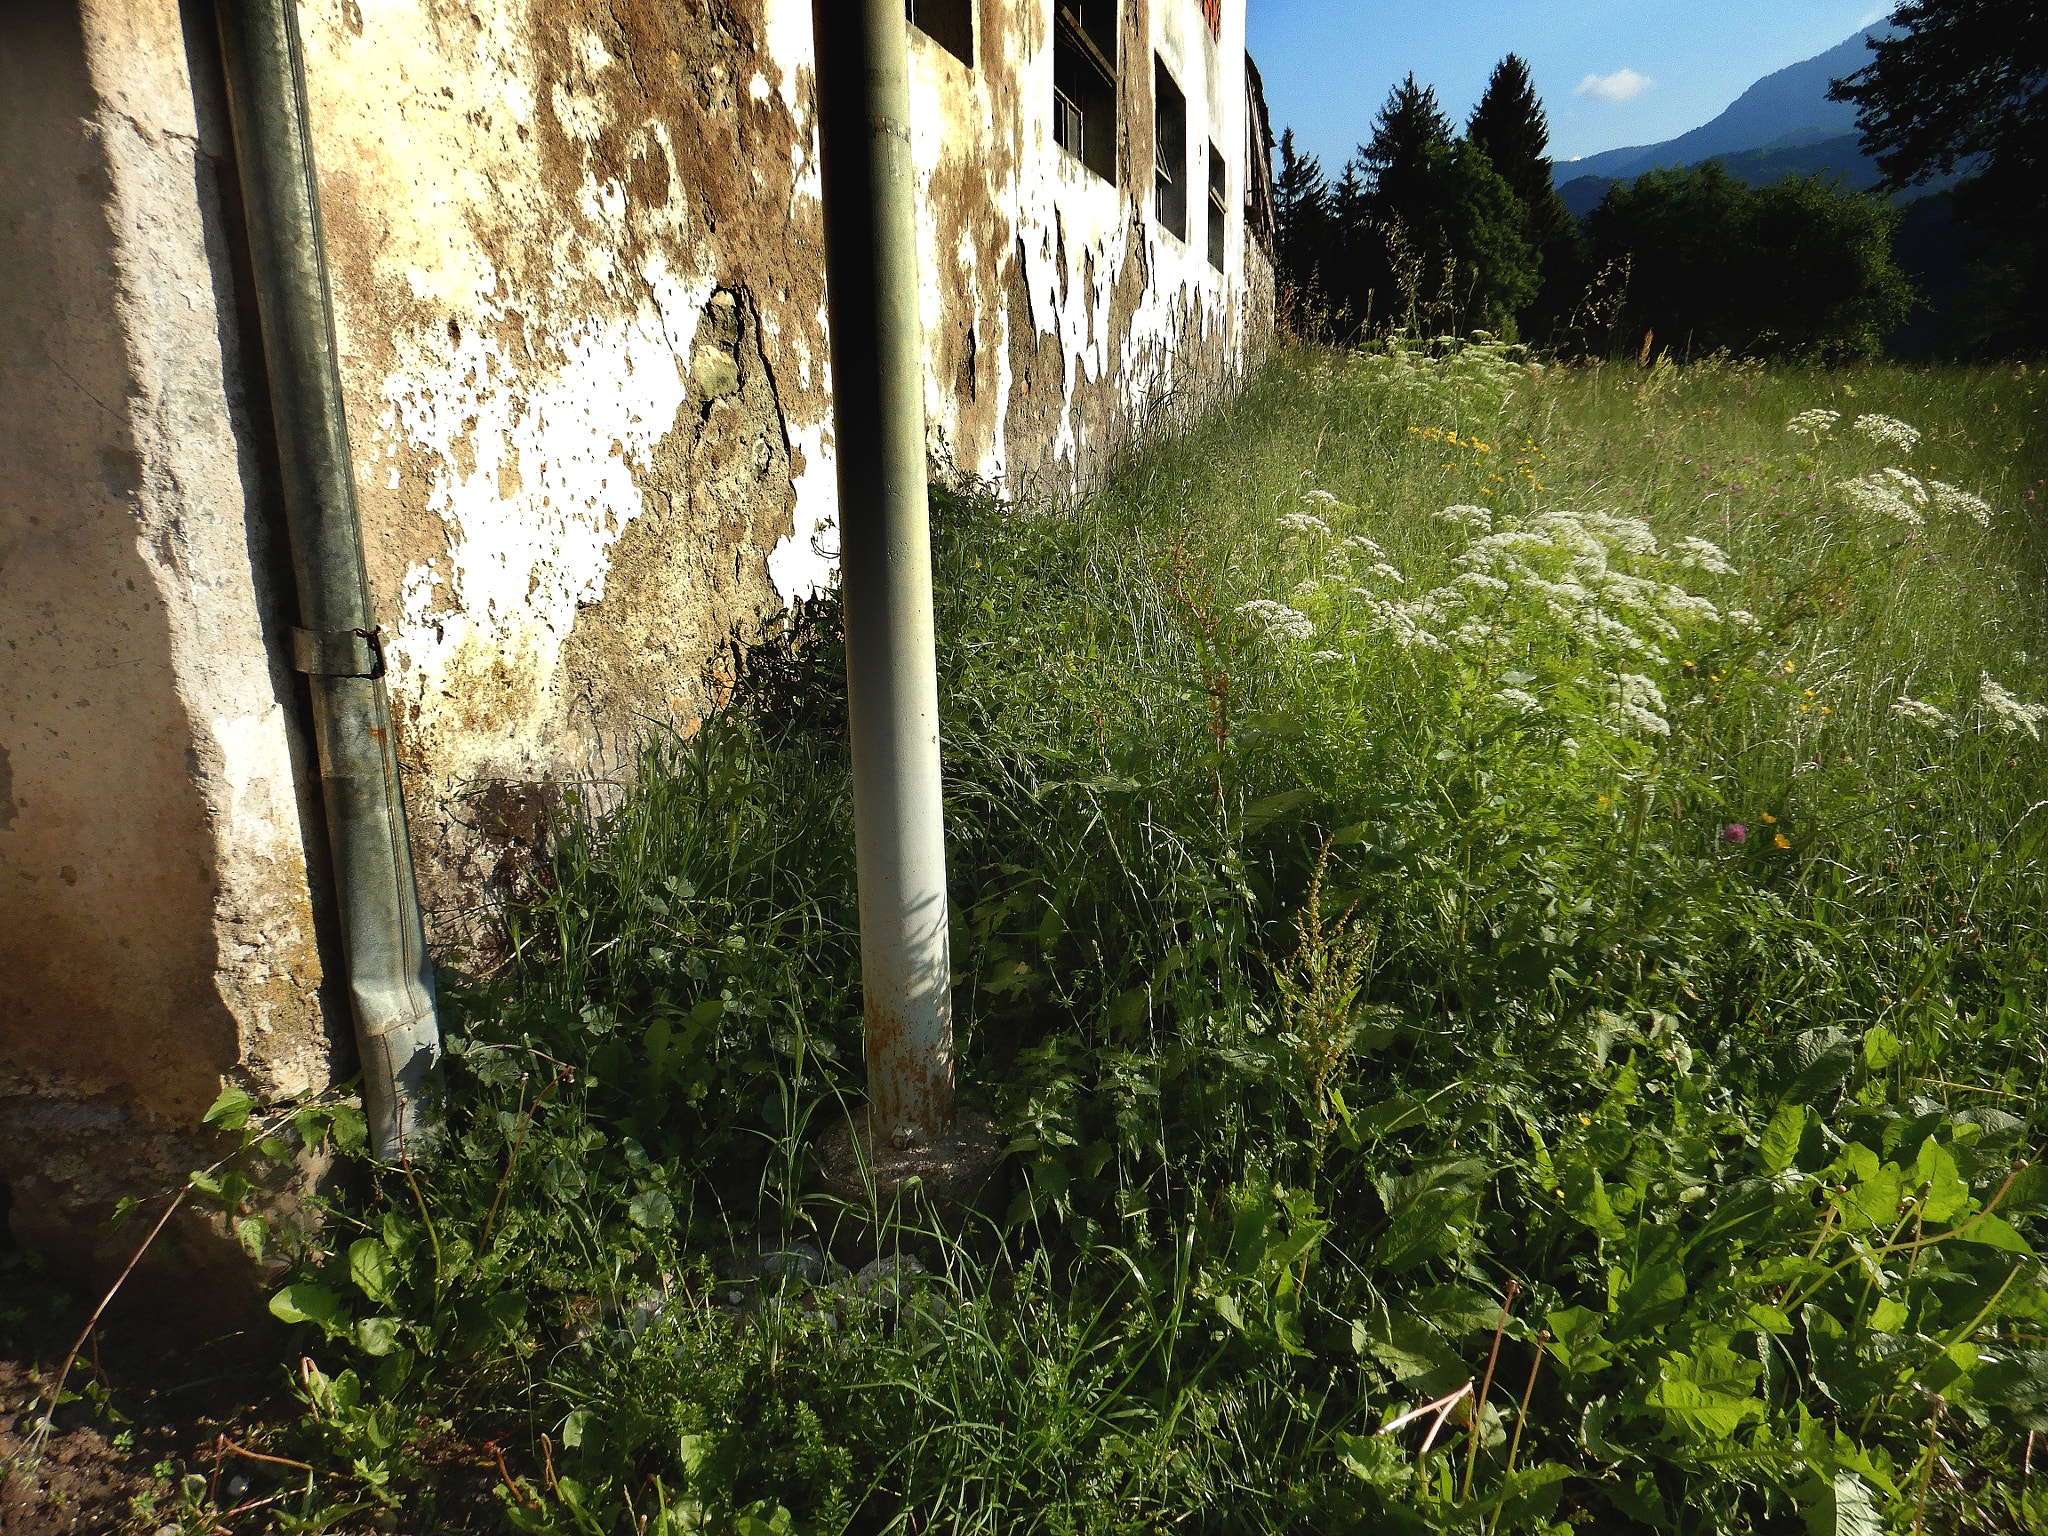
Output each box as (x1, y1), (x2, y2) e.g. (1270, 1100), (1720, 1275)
(1274, 129), (1336, 301)
(1360, 74), (1455, 231)
(1467, 54), (1581, 332)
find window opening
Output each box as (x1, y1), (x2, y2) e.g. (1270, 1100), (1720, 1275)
(1206, 141), (1227, 270)
(907, 0), (973, 68)
(1053, 3), (1117, 182)
(1153, 56), (1187, 240)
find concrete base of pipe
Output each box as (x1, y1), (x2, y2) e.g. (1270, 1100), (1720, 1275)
(813, 1107), (1004, 1264)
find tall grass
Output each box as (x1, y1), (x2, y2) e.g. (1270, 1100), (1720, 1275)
(208, 346), (2048, 1535)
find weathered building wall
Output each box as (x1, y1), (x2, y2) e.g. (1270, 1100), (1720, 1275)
(0, 0), (335, 1294)
(1, 0), (1273, 1289)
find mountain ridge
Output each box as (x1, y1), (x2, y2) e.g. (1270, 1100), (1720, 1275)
(1552, 28), (1883, 187)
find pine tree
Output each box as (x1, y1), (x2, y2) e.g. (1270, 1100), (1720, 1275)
(1330, 157), (1375, 326)
(1467, 54), (1581, 331)
(1360, 74), (1454, 231)
(1274, 129), (1336, 300)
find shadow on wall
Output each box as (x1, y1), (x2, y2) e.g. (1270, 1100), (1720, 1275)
(0, 0), (337, 1324)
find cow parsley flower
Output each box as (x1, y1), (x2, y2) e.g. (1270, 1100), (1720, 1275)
(1890, 695), (1954, 733)
(1842, 469), (1928, 525)
(1303, 489), (1340, 507)
(1365, 564), (1406, 584)
(1979, 673), (2047, 739)
(1606, 672), (1670, 736)
(1493, 687), (1540, 712)
(1279, 511), (1331, 536)
(1435, 504), (1494, 534)
(1309, 649), (1344, 663)
(1345, 535), (1385, 557)
(1671, 536), (1737, 576)
(1786, 408), (1841, 439)
(1853, 414), (1922, 453)
(1235, 599), (1315, 643)
(1929, 481), (1993, 529)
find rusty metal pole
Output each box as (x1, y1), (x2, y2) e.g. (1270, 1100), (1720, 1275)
(811, 0), (954, 1147)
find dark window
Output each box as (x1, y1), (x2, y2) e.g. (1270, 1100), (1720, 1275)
(907, 0), (972, 67)
(1053, 3), (1117, 182)
(1206, 141), (1227, 270)
(1154, 56), (1186, 240)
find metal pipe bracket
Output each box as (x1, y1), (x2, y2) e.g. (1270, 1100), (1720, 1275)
(290, 625), (385, 678)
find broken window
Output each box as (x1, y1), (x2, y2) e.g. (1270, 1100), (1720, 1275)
(1153, 56), (1186, 241)
(907, 0), (973, 68)
(1053, 2), (1117, 183)
(1207, 141), (1227, 270)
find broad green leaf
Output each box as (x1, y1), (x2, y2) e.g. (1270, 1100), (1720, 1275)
(1747, 1302), (1796, 1335)
(1414, 1284), (1504, 1337)
(1642, 1344), (1764, 1440)
(1545, 1305), (1613, 1374)
(629, 1189), (675, 1229)
(1910, 1138), (1970, 1224)
(1363, 1306), (1467, 1395)
(349, 1236), (397, 1304)
(1760, 1103), (1806, 1176)
(540, 1155), (587, 1200)
(1612, 1260), (1686, 1329)
(2002, 1162), (2048, 1211)
(1560, 1156), (1626, 1241)
(1869, 1296), (1909, 1333)
(1957, 1212), (2034, 1253)
(269, 1282), (347, 1338)
(203, 1083), (255, 1131)
(355, 1316), (402, 1356)
(1861, 1025), (1902, 1071)
(1333, 1430), (1408, 1488)
(1799, 1471), (1884, 1536)
(1353, 1093), (1428, 1138)
(1973, 1350), (2048, 1406)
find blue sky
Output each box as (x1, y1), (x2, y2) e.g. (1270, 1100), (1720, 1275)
(1248, 1), (1892, 171)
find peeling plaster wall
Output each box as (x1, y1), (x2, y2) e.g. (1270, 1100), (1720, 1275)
(0, 0), (334, 1307)
(2, 0), (1271, 1289)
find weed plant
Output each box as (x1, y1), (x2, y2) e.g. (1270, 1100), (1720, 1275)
(185, 346), (2048, 1534)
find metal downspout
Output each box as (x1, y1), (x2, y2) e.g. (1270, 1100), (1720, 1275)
(213, 0), (441, 1160)
(811, 0), (956, 1145)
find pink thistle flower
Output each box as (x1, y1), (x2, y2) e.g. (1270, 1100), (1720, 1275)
(1722, 823), (1747, 844)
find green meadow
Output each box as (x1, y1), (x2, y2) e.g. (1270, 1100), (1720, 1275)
(169, 344), (2048, 1534)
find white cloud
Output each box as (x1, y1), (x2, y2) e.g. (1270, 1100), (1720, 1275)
(1574, 68), (1654, 102)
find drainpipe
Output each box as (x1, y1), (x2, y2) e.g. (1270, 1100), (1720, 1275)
(213, 0), (441, 1161)
(811, 0), (954, 1147)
